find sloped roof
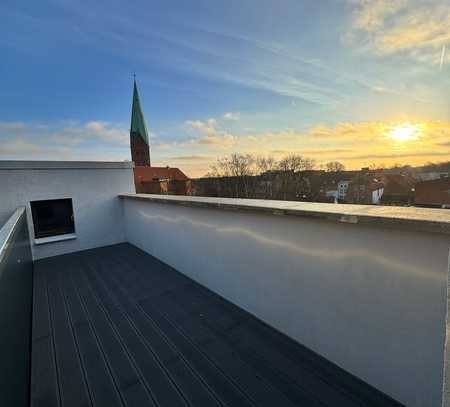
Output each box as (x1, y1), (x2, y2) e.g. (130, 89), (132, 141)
(415, 177), (450, 206)
(368, 180), (385, 191)
(381, 174), (416, 195)
(134, 166), (189, 181)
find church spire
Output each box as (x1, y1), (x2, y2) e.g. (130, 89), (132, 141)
(130, 77), (151, 166)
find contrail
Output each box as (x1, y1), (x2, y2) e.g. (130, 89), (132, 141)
(439, 44), (446, 70)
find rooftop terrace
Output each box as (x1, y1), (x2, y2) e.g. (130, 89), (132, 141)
(1, 161), (450, 407)
(32, 243), (401, 407)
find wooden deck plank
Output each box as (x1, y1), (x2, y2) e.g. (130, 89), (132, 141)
(110, 263), (257, 407)
(65, 261), (155, 407)
(46, 267), (91, 407)
(55, 259), (123, 407)
(93, 256), (252, 407)
(107, 252), (318, 407)
(30, 266), (60, 407)
(76, 260), (189, 407)
(122, 244), (402, 407)
(32, 243), (404, 407)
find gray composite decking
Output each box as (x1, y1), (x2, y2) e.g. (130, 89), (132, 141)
(31, 243), (403, 407)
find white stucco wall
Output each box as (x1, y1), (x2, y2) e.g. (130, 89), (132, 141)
(121, 195), (450, 407)
(0, 161), (135, 259)
(372, 187), (384, 204)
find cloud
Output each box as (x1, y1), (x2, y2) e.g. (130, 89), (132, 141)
(182, 118), (449, 174)
(195, 133), (236, 147)
(185, 118), (217, 136)
(223, 112), (240, 120)
(184, 117), (236, 148)
(311, 121), (391, 140)
(0, 120), (130, 160)
(0, 121), (26, 132)
(1, 118), (449, 177)
(2, 138), (45, 155)
(310, 120), (450, 143)
(348, 0), (407, 32)
(345, 0), (450, 64)
(84, 121), (128, 144)
(167, 155), (213, 162)
(347, 151), (450, 160)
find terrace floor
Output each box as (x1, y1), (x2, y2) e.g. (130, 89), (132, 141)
(31, 243), (402, 407)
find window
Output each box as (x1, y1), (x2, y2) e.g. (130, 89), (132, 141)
(30, 199), (75, 239)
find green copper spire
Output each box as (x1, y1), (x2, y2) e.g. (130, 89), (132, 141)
(130, 79), (149, 145)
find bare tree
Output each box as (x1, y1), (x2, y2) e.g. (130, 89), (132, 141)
(255, 156), (278, 198)
(256, 156), (278, 174)
(303, 157), (316, 171)
(325, 161), (345, 172)
(228, 153), (255, 177)
(278, 154), (316, 172)
(277, 154), (316, 199)
(207, 153), (317, 200)
(228, 153), (256, 197)
(208, 153), (256, 198)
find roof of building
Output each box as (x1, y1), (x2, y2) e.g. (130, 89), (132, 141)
(415, 177), (450, 206)
(348, 173), (415, 194)
(381, 174), (416, 195)
(134, 165), (189, 181)
(130, 80), (149, 145)
(368, 180), (384, 191)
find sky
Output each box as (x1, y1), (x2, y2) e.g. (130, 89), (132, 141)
(1, 0), (449, 177)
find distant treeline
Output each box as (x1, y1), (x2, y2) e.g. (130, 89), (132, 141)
(192, 153), (449, 200)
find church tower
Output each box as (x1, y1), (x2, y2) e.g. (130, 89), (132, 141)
(130, 79), (151, 166)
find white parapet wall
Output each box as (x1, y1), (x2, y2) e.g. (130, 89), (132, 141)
(0, 161), (135, 259)
(120, 194), (450, 407)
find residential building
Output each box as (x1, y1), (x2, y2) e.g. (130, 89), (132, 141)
(379, 174), (416, 206)
(134, 165), (192, 195)
(371, 182), (384, 204)
(346, 171), (379, 204)
(337, 180), (349, 201)
(415, 172), (449, 182)
(347, 173), (415, 206)
(415, 177), (450, 208)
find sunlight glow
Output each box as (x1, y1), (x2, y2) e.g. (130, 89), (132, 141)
(387, 123), (422, 142)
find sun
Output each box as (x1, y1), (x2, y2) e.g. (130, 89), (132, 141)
(387, 123), (421, 142)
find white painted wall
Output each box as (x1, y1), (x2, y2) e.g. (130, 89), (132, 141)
(0, 161), (135, 259)
(122, 197), (450, 407)
(372, 187), (384, 204)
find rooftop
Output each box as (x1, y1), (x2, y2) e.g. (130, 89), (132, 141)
(134, 166), (190, 182)
(2, 161), (450, 407)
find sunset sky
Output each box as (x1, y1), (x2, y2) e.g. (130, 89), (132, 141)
(1, 0), (449, 177)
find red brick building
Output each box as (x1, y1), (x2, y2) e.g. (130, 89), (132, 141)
(134, 166), (192, 195)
